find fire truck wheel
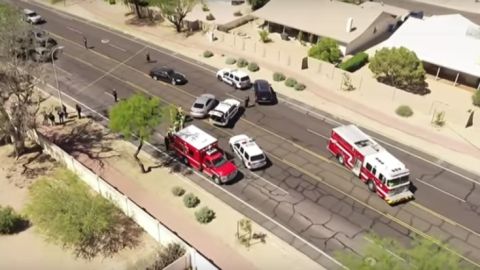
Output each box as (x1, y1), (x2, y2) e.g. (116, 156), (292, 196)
(336, 155), (344, 165)
(367, 180), (376, 192)
(212, 176), (221, 185)
(182, 157), (189, 166)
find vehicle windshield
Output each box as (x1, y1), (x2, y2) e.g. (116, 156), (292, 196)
(251, 154), (265, 162)
(210, 113), (225, 123)
(211, 156), (228, 167)
(27, 12), (38, 17)
(167, 70), (174, 76)
(193, 103), (204, 109)
(240, 76), (250, 82)
(386, 175), (409, 187)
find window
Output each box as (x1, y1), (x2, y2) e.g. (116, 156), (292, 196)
(245, 152), (250, 160)
(372, 167), (377, 175)
(188, 149), (194, 157)
(366, 163), (372, 171)
(379, 173), (385, 184)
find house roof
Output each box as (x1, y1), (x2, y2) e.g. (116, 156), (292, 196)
(176, 125), (217, 150)
(378, 14), (480, 78)
(252, 0), (407, 43)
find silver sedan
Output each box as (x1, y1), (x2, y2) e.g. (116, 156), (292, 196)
(190, 94), (216, 118)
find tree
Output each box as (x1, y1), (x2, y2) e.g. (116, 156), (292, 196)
(248, 0), (270, 10)
(149, 0), (197, 33)
(308, 38), (342, 64)
(124, 0), (149, 19)
(0, 3), (42, 158)
(25, 168), (140, 258)
(369, 47), (426, 92)
(336, 234), (474, 270)
(109, 94), (163, 173)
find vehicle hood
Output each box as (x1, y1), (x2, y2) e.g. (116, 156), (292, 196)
(216, 160), (237, 176)
(172, 72), (186, 81)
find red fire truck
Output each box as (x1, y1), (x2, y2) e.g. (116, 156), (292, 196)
(168, 125), (238, 185)
(327, 125), (414, 204)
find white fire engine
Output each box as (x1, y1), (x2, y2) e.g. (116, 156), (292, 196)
(327, 125), (414, 204)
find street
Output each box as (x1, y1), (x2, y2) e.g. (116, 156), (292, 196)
(15, 0), (480, 268)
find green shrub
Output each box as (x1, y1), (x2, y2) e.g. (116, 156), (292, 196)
(206, 13), (215, 21)
(273, 72), (286, 81)
(203, 50), (214, 58)
(195, 206), (216, 224)
(202, 4), (209, 12)
(0, 206), (27, 234)
(233, 11), (242, 16)
(338, 52), (369, 72)
(171, 186), (185, 197)
(248, 62), (260, 72)
(258, 30), (270, 43)
(308, 38), (342, 64)
(183, 193), (200, 208)
(294, 83), (306, 91)
(395, 105), (414, 117)
(473, 91), (480, 107)
(109, 0), (116, 4)
(285, 77), (297, 87)
(237, 58), (248, 68)
(147, 243), (186, 269)
(225, 57), (237, 65)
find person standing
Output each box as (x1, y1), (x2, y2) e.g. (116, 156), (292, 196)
(83, 36), (88, 49)
(48, 112), (55, 126)
(244, 95), (250, 109)
(62, 104), (68, 119)
(146, 52), (151, 63)
(58, 109), (64, 124)
(112, 89), (118, 102)
(75, 104), (82, 119)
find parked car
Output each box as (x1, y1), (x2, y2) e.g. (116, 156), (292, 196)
(23, 9), (44, 24)
(229, 134), (267, 170)
(216, 68), (251, 89)
(209, 98), (241, 127)
(253, 79), (275, 104)
(149, 67), (187, 85)
(190, 94), (216, 118)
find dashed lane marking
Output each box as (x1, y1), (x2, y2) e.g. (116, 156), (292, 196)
(66, 26), (83, 34)
(415, 178), (466, 203)
(306, 128), (329, 140)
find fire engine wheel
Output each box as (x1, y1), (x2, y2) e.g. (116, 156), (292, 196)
(336, 155), (344, 165)
(182, 157), (189, 166)
(367, 180), (376, 192)
(212, 176), (221, 185)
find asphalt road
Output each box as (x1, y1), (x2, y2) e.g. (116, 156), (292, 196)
(14, 0), (480, 268)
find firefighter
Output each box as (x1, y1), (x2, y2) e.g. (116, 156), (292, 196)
(244, 95), (250, 108)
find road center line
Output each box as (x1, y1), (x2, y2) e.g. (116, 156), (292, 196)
(415, 178), (466, 202)
(108, 43), (127, 52)
(66, 26), (83, 34)
(306, 128), (329, 140)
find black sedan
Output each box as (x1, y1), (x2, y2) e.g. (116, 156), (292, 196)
(149, 67), (187, 85)
(253, 79), (276, 104)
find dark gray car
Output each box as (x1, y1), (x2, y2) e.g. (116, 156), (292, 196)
(190, 94), (216, 118)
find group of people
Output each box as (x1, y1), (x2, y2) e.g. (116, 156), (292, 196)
(43, 103), (84, 126)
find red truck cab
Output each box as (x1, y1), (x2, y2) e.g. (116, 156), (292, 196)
(168, 125), (237, 184)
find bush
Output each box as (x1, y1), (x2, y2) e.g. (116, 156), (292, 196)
(308, 38), (342, 64)
(258, 30), (270, 43)
(202, 4), (209, 12)
(273, 72), (286, 82)
(248, 62), (260, 72)
(233, 11), (242, 16)
(395, 105), (414, 117)
(206, 13), (215, 21)
(294, 83), (306, 91)
(225, 57), (237, 65)
(473, 91), (480, 107)
(108, 0), (116, 4)
(171, 186), (185, 197)
(0, 206), (27, 234)
(195, 206), (216, 224)
(285, 77), (297, 87)
(203, 50), (214, 58)
(237, 58), (248, 68)
(338, 52), (369, 72)
(183, 193), (200, 208)
(147, 243), (186, 270)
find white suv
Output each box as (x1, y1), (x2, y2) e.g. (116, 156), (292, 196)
(24, 9), (43, 24)
(209, 99), (240, 127)
(216, 68), (251, 89)
(229, 134), (267, 170)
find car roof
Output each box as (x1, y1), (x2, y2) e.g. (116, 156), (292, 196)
(254, 80), (271, 91)
(221, 68), (249, 78)
(231, 135), (264, 156)
(195, 94), (215, 104)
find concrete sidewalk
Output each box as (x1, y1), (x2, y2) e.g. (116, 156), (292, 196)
(30, 0), (480, 177)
